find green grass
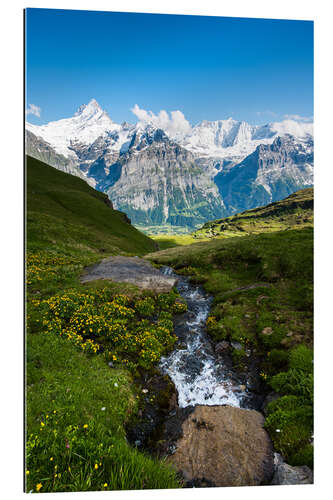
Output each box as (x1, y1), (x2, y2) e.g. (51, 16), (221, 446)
(147, 227), (314, 466)
(135, 223), (197, 236)
(27, 155), (157, 257)
(25, 156), (182, 492)
(151, 234), (198, 250)
(193, 187), (313, 239)
(26, 331), (180, 493)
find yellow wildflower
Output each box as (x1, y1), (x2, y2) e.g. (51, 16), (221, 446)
(36, 483), (42, 492)
(83, 424), (88, 429)
(94, 463), (98, 470)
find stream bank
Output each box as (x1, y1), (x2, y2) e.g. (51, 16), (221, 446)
(126, 264), (312, 486)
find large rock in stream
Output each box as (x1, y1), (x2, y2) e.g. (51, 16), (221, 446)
(80, 256), (177, 292)
(168, 405), (274, 487)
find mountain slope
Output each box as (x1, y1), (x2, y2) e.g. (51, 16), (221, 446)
(214, 135), (313, 215)
(105, 128), (226, 230)
(193, 187), (313, 239)
(25, 130), (96, 186)
(26, 155), (157, 256)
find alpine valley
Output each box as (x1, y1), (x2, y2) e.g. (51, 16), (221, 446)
(26, 99), (313, 233)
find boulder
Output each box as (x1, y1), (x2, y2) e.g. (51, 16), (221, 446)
(168, 405), (274, 487)
(271, 462), (313, 485)
(80, 256), (177, 292)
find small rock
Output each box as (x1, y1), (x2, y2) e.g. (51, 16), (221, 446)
(261, 327), (273, 336)
(177, 342), (187, 350)
(215, 341), (230, 355)
(239, 385), (246, 391)
(231, 341), (243, 350)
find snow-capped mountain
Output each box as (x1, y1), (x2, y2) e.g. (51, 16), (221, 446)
(26, 99), (130, 159)
(26, 98), (313, 164)
(179, 117), (313, 161)
(26, 99), (314, 230)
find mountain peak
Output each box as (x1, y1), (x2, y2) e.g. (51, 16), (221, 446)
(74, 99), (107, 118)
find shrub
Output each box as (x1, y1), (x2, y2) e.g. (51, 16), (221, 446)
(265, 395), (313, 467)
(265, 345), (314, 467)
(134, 297), (156, 317)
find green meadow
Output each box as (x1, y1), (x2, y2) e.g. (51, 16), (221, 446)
(26, 156), (314, 493)
(147, 223), (314, 467)
(25, 156), (182, 493)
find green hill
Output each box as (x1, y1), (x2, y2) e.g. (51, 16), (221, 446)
(27, 155), (156, 256)
(25, 156), (181, 493)
(193, 187), (313, 239)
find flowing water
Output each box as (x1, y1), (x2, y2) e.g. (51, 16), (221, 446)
(159, 267), (250, 408)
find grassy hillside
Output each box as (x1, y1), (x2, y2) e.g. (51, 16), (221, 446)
(27, 155), (156, 256)
(193, 187), (313, 239)
(25, 156), (182, 493)
(147, 226), (314, 467)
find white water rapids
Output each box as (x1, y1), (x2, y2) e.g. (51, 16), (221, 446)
(159, 267), (249, 408)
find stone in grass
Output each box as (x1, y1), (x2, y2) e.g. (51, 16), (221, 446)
(261, 327), (273, 336)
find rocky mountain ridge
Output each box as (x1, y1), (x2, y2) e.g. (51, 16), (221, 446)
(26, 99), (314, 230)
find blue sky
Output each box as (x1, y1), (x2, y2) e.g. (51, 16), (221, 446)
(25, 8), (313, 126)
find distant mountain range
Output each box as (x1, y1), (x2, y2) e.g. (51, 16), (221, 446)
(26, 99), (314, 231)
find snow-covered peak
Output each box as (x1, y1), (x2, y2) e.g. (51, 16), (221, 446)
(179, 117), (313, 160)
(74, 98), (106, 118)
(26, 99), (313, 165)
(26, 99), (120, 158)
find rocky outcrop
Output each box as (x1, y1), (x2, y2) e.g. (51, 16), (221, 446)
(215, 134), (313, 215)
(167, 405), (274, 487)
(106, 127), (226, 229)
(25, 130), (95, 185)
(271, 454), (313, 485)
(80, 256), (177, 293)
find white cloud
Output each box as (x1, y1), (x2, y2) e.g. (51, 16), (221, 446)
(131, 104), (192, 139)
(284, 114), (313, 123)
(26, 103), (41, 118)
(271, 119), (313, 138)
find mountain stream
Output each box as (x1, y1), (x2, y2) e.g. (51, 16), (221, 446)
(159, 267), (251, 409)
